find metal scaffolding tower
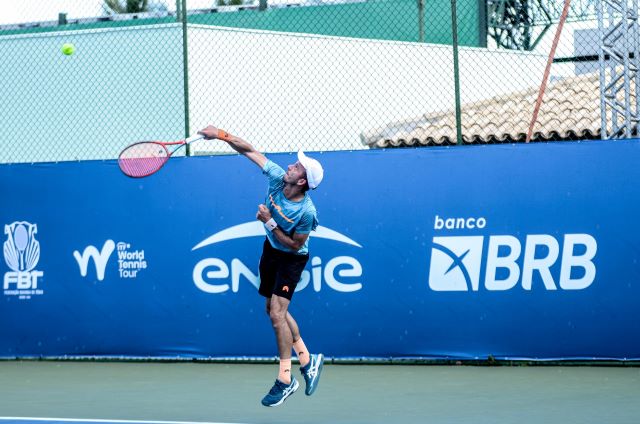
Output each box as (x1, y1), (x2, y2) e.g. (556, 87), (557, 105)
(597, 0), (640, 139)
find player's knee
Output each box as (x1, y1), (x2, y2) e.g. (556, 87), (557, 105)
(269, 307), (286, 324)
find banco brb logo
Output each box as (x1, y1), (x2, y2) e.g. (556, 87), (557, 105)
(429, 215), (597, 291)
(192, 221), (363, 294)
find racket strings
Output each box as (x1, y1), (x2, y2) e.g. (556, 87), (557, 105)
(118, 142), (169, 178)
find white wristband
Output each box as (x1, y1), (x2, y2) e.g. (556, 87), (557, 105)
(265, 218), (277, 231)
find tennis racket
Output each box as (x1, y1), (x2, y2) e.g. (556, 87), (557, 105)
(118, 134), (205, 178)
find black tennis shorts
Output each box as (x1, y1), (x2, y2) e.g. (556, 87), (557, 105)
(258, 238), (309, 301)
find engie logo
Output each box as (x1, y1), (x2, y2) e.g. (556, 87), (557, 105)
(192, 222), (363, 294)
(429, 215), (597, 291)
(3, 221), (44, 300)
(73, 240), (147, 281)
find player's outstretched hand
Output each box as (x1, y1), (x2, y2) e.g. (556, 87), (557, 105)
(198, 125), (232, 141)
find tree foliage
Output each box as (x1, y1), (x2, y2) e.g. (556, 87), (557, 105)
(217, 0), (248, 5)
(104, 0), (150, 14)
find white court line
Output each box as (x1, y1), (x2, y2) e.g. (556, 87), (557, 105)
(0, 418), (248, 424)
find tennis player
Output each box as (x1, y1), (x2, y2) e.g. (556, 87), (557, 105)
(198, 125), (325, 407)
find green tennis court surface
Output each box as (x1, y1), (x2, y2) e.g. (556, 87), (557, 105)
(1, 361), (638, 424)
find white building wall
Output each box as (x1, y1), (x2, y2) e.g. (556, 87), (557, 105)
(187, 25), (547, 154)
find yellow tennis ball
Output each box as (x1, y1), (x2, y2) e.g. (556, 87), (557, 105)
(61, 43), (75, 56)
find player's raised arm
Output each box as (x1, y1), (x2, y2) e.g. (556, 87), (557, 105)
(198, 125), (267, 169)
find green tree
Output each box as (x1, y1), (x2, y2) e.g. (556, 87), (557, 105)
(217, 0), (249, 5)
(103, 0), (150, 14)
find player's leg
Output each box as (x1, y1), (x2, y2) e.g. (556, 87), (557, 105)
(270, 300), (324, 396)
(259, 241), (299, 407)
(286, 311), (300, 341)
(268, 251), (308, 373)
(286, 311), (323, 395)
(286, 312), (308, 363)
(261, 294), (299, 407)
(260, 242), (302, 406)
(261, 248), (317, 406)
(269, 294), (294, 383)
(279, 273), (322, 394)
(286, 312), (310, 367)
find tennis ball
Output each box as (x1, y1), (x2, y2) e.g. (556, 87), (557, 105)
(61, 43), (75, 56)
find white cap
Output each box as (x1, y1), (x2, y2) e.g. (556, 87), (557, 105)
(297, 150), (324, 190)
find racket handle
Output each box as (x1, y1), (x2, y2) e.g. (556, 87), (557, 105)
(185, 134), (205, 144)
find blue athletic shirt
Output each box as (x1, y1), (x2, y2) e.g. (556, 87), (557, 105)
(262, 160), (318, 255)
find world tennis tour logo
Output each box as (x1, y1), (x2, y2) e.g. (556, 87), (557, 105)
(429, 215), (598, 291)
(73, 240), (147, 281)
(3, 221), (44, 300)
(192, 221), (363, 294)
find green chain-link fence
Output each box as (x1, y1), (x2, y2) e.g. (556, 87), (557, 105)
(0, 0), (608, 163)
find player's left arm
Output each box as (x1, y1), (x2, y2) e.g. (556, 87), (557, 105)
(272, 229), (309, 252)
(256, 204), (309, 251)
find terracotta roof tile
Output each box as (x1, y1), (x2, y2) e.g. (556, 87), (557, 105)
(361, 72), (614, 148)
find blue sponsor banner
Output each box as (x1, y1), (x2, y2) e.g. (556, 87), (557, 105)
(1, 140), (639, 360)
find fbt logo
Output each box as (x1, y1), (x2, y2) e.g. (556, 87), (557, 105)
(3, 221), (44, 300)
(429, 215), (597, 292)
(73, 240), (147, 281)
(192, 222), (363, 294)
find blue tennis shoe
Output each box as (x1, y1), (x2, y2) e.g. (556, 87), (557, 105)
(300, 353), (324, 395)
(261, 377), (299, 407)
